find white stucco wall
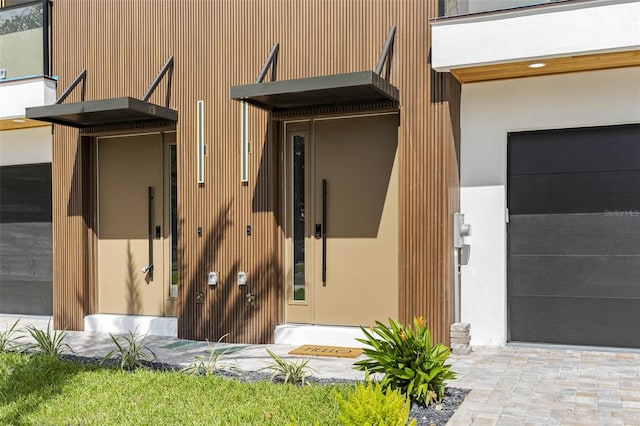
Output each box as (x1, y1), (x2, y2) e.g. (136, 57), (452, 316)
(0, 126), (52, 166)
(432, 0), (640, 71)
(460, 66), (640, 346)
(0, 77), (56, 119)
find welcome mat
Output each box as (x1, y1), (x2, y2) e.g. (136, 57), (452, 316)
(288, 345), (363, 358)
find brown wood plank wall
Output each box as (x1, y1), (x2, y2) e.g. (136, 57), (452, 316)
(51, 0), (459, 344)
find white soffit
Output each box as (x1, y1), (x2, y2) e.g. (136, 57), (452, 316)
(431, 0), (640, 71)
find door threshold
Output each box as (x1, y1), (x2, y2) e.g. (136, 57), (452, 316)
(274, 323), (368, 347)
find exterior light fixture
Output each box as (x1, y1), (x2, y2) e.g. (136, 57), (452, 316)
(528, 62), (546, 69)
(196, 100), (205, 184)
(240, 102), (249, 183)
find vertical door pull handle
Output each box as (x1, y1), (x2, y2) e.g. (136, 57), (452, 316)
(322, 179), (327, 285)
(142, 186), (154, 276)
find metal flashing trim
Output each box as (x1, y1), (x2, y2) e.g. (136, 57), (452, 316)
(230, 70), (400, 112)
(25, 96), (178, 128)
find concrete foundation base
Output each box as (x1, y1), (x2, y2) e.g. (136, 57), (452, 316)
(84, 314), (177, 337)
(274, 324), (369, 347)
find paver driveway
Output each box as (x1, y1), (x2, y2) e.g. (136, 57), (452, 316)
(447, 346), (640, 425)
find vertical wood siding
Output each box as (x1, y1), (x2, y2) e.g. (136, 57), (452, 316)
(51, 0), (459, 344)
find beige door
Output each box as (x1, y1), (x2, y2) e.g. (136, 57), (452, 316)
(97, 133), (167, 316)
(285, 114), (399, 326)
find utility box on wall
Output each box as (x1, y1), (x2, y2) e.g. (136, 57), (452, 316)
(453, 212), (471, 265)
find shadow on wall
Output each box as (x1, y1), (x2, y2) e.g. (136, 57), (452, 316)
(125, 240), (142, 315)
(180, 201), (281, 343)
(251, 120), (278, 217)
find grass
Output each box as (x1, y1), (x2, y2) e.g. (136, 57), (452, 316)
(0, 352), (351, 425)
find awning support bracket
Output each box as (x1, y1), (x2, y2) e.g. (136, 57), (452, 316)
(255, 43), (280, 83)
(142, 56), (174, 108)
(56, 69), (87, 104)
(375, 26), (396, 82)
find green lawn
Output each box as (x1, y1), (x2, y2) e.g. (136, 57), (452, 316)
(0, 353), (351, 425)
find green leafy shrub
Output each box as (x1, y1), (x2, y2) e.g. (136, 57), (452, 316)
(26, 321), (72, 358)
(260, 348), (316, 385)
(0, 319), (24, 353)
(354, 317), (455, 405)
(335, 380), (416, 426)
(101, 330), (156, 370)
(181, 334), (236, 375)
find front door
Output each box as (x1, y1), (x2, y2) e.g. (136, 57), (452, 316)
(285, 114), (399, 326)
(97, 132), (175, 316)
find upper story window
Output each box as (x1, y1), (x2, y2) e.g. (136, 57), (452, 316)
(0, 0), (51, 80)
(441, 0), (578, 17)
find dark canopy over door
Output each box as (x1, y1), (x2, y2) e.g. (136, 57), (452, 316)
(508, 124), (640, 348)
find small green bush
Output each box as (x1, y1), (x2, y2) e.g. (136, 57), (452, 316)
(336, 380), (416, 426)
(101, 330), (156, 370)
(354, 317), (455, 405)
(260, 348), (316, 385)
(26, 321), (72, 358)
(0, 319), (23, 353)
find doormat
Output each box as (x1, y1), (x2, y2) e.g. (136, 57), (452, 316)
(288, 345), (363, 358)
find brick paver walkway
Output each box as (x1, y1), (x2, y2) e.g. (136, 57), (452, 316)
(448, 346), (640, 425)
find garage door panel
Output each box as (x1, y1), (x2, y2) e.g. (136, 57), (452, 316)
(0, 279), (53, 315)
(509, 255), (640, 298)
(0, 163), (53, 316)
(509, 214), (640, 256)
(509, 170), (640, 215)
(508, 124), (640, 348)
(508, 124), (640, 176)
(509, 295), (640, 348)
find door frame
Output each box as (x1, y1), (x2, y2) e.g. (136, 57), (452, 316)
(281, 112), (400, 325)
(283, 120), (314, 324)
(94, 130), (177, 317)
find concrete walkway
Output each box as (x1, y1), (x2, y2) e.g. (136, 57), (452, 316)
(2, 315), (640, 425)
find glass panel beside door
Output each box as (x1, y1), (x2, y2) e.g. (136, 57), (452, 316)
(292, 134), (306, 301)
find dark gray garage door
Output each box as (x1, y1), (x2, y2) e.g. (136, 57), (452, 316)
(0, 163), (53, 315)
(508, 124), (640, 348)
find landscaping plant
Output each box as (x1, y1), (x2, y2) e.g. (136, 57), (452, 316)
(26, 321), (72, 358)
(0, 319), (23, 353)
(181, 334), (237, 375)
(354, 316), (455, 405)
(260, 348), (316, 385)
(101, 330), (156, 370)
(335, 380), (416, 426)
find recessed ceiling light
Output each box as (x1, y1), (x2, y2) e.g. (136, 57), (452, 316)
(528, 62), (547, 69)
(12, 119), (26, 123)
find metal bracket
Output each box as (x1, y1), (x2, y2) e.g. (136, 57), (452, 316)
(142, 56), (174, 108)
(375, 26), (396, 82)
(56, 69), (87, 104)
(255, 43), (279, 83)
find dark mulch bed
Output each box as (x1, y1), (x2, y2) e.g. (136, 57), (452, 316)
(60, 353), (469, 425)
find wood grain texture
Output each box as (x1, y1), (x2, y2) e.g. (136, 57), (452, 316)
(51, 0), (459, 344)
(451, 50), (640, 83)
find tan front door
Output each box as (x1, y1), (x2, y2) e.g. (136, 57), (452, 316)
(97, 133), (170, 316)
(285, 114), (399, 326)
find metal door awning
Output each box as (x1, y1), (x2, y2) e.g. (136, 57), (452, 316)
(230, 27), (399, 112)
(26, 57), (177, 128)
(231, 71), (399, 112)
(26, 97), (177, 128)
